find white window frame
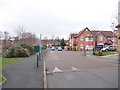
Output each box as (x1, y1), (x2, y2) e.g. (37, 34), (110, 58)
(85, 37), (93, 42)
(85, 45), (93, 50)
(80, 44), (84, 48)
(99, 36), (103, 41)
(80, 37), (84, 41)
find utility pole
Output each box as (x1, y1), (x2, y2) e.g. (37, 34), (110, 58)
(40, 34), (42, 52)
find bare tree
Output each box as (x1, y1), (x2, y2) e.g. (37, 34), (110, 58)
(43, 36), (48, 40)
(16, 25), (26, 43)
(15, 25), (38, 45)
(3, 31), (10, 46)
(51, 35), (55, 40)
(55, 36), (59, 41)
(0, 31), (3, 47)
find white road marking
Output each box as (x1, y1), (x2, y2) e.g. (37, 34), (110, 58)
(53, 67), (62, 72)
(72, 66), (79, 71)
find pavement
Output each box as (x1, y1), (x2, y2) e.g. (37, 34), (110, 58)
(45, 51), (118, 88)
(85, 51), (119, 65)
(2, 53), (44, 88)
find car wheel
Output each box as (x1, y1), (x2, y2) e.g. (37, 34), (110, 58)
(105, 49), (109, 52)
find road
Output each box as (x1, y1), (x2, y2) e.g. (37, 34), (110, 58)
(45, 51), (118, 88)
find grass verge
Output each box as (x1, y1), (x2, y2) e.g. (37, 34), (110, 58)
(0, 58), (22, 68)
(0, 58), (22, 84)
(0, 75), (6, 84)
(101, 52), (118, 56)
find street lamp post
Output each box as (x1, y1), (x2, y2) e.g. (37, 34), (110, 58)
(111, 22), (115, 49)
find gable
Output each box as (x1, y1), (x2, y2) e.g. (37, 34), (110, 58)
(78, 27), (93, 37)
(97, 32), (107, 38)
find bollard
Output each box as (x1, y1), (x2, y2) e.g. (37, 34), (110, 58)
(37, 55), (39, 67)
(84, 50), (86, 56)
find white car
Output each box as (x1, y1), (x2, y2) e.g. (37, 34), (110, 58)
(57, 47), (62, 51)
(51, 46), (55, 51)
(100, 45), (116, 52)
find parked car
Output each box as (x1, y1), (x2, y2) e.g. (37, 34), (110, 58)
(100, 45), (116, 52)
(51, 46), (55, 51)
(57, 47), (62, 51)
(94, 46), (103, 51)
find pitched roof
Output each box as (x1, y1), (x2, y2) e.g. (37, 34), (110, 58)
(91, 30), (116, 37)
(77, 27), (92, 36)
(70, 33), (78, 38)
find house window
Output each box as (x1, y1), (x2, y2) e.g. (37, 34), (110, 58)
(85, 37), (93, 42)
(80, 37), (84, 41)
(85, 45), (93, 50)
(80, 44), (84, 48)
(99, 36), (103, 41)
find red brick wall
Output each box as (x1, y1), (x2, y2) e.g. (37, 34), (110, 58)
(70, 37), (77, 50)
(77, 29), (94, 51)
(96, 33), (107, 47)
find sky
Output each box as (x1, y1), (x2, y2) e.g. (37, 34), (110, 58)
(0, 0), (119, 39)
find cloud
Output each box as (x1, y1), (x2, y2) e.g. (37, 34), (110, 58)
(0, 0), (119, 39)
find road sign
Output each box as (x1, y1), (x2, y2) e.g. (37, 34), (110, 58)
(34, 46), (40, 52)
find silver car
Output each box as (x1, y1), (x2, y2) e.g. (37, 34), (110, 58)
(57, 47), (62, 51)
(100, 45), (116, 52)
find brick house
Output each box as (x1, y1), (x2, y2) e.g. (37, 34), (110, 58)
(70, 27), (117, 51)
(92, 31), (117, 48)
(76, 28), (94, 51)
(70, 33), (78, 50)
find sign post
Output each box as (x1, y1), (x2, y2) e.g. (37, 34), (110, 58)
(34, 46), (40, 52)
(34, 46), (40, 67)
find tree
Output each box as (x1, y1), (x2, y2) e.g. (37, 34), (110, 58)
(60, 38), (66, 49)
(16, 25), (26, 39)
(16, 25), (37, 45)
(55, 36), (60, 41)
(51, 35), (55, 40)
(43, 36), (48, 40)
(3, 31), (10, 47)
(0, 31), (3, 47)
(0, 31), (3, 39)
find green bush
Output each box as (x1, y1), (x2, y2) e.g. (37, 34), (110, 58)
(94, 50), (102, 56)
(73, 47), (76, 51)
(3, 45), (30, 58)
(20, 43), (35, 55)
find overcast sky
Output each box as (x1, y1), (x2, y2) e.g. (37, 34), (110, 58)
(0, 0), (119, 39)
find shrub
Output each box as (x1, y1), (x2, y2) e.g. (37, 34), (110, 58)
(3, 45), (30, 58)
(73, 47), (76, 51)
(94, 50), (102, 56)
(20, 43), (35, 55)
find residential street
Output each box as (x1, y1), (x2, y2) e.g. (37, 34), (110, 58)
(45, 51), (118, 88)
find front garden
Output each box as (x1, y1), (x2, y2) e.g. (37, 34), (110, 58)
(93, 50), (118, 56)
